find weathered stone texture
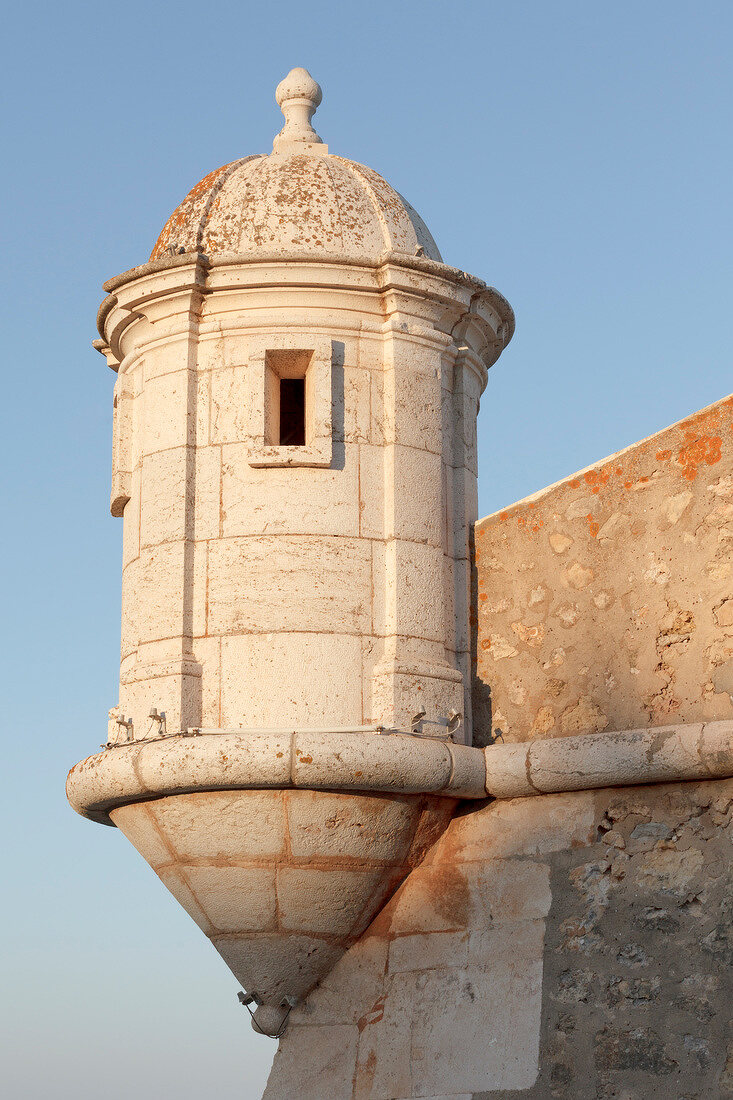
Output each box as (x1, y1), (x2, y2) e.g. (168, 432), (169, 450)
(150, 153), (444, 264)
(101, 260), (509, 740)
(474, 778), (733, 1099)
(73, 69), (732, 1097)
(473, 395), (733, 745)
(95, 72), (513, 744)
(265, 779), (732, 1099)
(111, 789), (456, 1008)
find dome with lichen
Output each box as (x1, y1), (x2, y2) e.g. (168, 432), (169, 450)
(150, 69), (441, 264)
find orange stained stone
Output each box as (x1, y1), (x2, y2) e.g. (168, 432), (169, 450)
(677, 431), (723, 481)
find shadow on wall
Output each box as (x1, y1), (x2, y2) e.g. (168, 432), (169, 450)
(331, 341), (346, 472)
(470, 531), (496, 748)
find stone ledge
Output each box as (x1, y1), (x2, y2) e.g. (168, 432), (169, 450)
(66, 731), (489, 825)
(485, 720), (733, 799)
(68, 721), (733, 828)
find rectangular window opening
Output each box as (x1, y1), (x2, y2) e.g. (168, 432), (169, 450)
(250, 340), (331, 467)
(279, 377), (306, 446)
(263, 348), (313, 447)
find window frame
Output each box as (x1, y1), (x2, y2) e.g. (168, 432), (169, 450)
(246, 335), (333, 468)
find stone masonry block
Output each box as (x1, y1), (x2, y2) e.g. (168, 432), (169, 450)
(372, 539), (446, 643)
(184, 866), (277, 933)
(277, 867), (392, 936)
(385, 445), (444, 548)
(221, 442), (360, 538)
(120, 465), (141, 568)
(287, 791), (419, 862)
(147, 790), (287, 861)
(134, 541), (187, 644)
(407, 924), (544, 1095)
(438, 790), (596, 862)
(220, 632), (362, 728)
(193, 444), (220, 541)
(207, 536), (371, 636)
(210, 363), (251, 445)
(382, 357), (444, 454)
(358, 443), (385, 539)
(387, 930), (470, 973)
(110, 802), (172, 868)
(141, 368), (193, 454)
(342, 364), (371, 444)
(263, 1023), (359, 1100)
(211, 932), (344, 1004)
(155, 866), (215, 935)
(139, 447), (189, 548)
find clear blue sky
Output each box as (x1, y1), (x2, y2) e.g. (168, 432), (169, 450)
(2, 2), (731, 1096)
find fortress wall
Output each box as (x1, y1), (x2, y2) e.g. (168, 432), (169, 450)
(472, 395), (733, 746)
(264, 777), (733, 1099)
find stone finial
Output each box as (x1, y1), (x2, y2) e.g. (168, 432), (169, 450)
(273, 67), (326, 153)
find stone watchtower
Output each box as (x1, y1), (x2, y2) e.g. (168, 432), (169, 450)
(68, 71), (513, 1036)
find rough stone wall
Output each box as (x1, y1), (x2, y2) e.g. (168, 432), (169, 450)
(262, 778), (732, 1099)
(473, 395), (733, 746)
(493, 778), (733, 1100)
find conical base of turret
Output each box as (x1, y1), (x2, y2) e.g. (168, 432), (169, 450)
(110, 789), (454, 1014)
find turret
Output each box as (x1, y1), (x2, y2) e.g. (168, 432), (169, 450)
(68, 70), (513, 1037)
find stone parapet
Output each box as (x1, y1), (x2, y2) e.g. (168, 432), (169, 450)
(68, 719), (733, 828)
(484, 718), (733, 799)
(66, 730), (489, 826)
(474, 394), (733, 745)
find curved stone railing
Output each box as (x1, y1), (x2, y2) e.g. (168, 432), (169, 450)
(67, 720), (733, 827)
(66, 729), (488, 825)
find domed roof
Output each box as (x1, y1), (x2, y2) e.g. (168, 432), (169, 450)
(150, 69), (442, 264)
